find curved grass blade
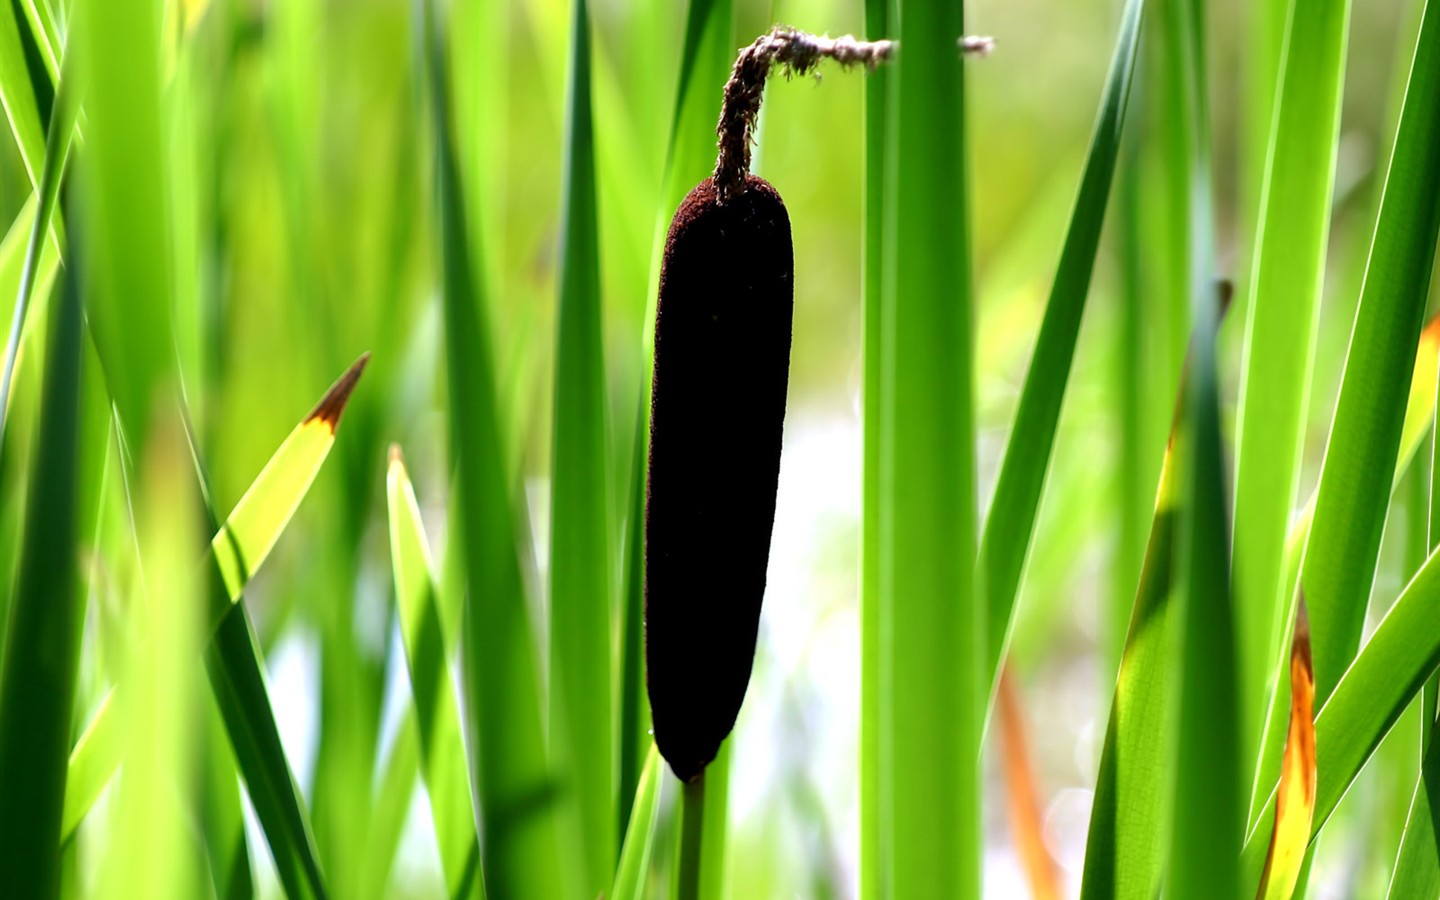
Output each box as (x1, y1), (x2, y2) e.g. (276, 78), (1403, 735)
(1230, 0), (1351, 756)
(549, 0), (613, 887)
(981, 0), (1144, 684)
(611, 743), (664, 900)
(61, 355), (370, 847)
(419, 0), (565, 894)
(386, 446), (483, 900)
(0, 264), (83, 897)
(1256, 602), (1316, 900)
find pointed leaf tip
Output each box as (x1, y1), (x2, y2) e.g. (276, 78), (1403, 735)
(388, 443), (405, 468)
(306, 352), (371, 431)
(1256, 594), (1316, 900)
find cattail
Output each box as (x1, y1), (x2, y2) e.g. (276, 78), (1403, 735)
(645, 174), (794, 783)
(643, 25), (992, 783)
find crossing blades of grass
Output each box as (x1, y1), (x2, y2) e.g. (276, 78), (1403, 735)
(1243, 540), (1440, 887)
(0, 0), (47, 187)
(1256, 602), (1316, 900)
(0, 263), (82, 897)
(0, 46), (74, 439)
(62, 355), (369, 848)
(1296, 0), (1440, 707)
(1250, 0), (1440, 839)
(611, 743), (663, 900)
(1230, 0), (1351, 758)
(881, 0), (979, 893)
(386, 446), (483, 900)
(419, 0), (565, 894)
(981, 0), (1143, 687)
(549, 0), (614, 889)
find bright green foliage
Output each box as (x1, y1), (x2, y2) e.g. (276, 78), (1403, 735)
(386, 449), (483, 899)
(980, 0), (1144, 686)
(549, 0), (614, 889)
(1230, 0), (1351, 761)
(0, 266), (82, 897)
(880, 0), (978, 896)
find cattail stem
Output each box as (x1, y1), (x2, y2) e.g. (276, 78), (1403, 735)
(713, 26), (995, 203)
(677, 775), (707, 900)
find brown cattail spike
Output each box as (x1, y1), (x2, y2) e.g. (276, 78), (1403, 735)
(645, 174), (793, 782)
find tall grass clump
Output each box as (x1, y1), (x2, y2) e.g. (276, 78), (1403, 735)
(0, 0), (1438, 897)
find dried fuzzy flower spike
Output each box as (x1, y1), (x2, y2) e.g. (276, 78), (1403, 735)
(645, 174), (793, 783)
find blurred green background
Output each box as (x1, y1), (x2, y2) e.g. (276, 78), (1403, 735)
(0, 0), (1429, 895)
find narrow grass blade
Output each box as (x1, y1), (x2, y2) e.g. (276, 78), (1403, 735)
(212, 353), (370, 608)
(420, 0), (565, 894)
(859, 0), (888, 896)
(206, 601), (328, 900)
(1297, 0), (1440, 707)
(61, 353), (371, 841)
(1080, 431), (1184, 900)
(998, 668), (1061, 900)
(549, 0), (614, 888)
(196, 697), (254, 900)
(617, 400), (650, 843)
(1164, 0), (1243, 893)
(75, 0), (175, 453)
(386, 446), (483, 900)
(1230, 0), (1351, 753)
(612, 743), (663, 900)
(981, 0), (1144, 683)
(0, 263), (83, 897)
(103, 416), (205, 900)
(1256, 602), (1317, 900)
(359, 712), (419, 900)
(881, 0), (979, 893)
